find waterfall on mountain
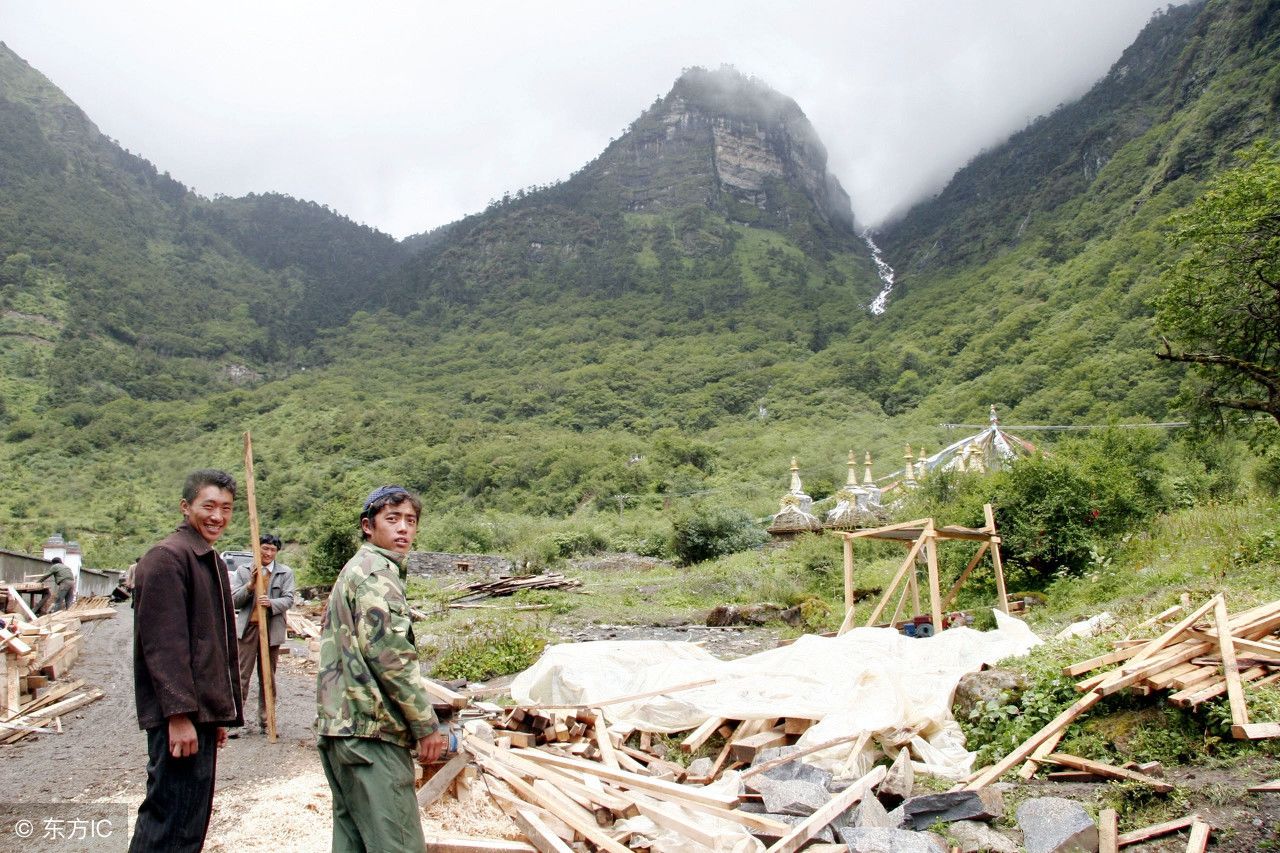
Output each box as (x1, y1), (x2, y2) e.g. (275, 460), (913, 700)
(863, 231), (895, 315)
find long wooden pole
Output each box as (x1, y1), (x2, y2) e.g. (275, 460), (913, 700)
(243, 432), (277, 742)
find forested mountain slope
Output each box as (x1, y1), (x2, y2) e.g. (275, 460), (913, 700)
(0, 0), (1276, 566)
(0, 42), (405, 406)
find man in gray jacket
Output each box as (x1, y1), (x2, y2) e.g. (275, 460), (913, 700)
(230, 533), (296, 734)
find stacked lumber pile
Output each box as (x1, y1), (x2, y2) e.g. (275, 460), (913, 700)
(450, 573), (582, 605)
(1, 593), (109, 743)
(285, 610), (323, 641)
(965, 593), (1280, 791)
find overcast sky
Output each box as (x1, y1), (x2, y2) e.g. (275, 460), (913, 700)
(4, 1), (1185, 239)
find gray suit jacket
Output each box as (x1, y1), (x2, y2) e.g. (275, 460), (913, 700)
(230, 561), (297, 646)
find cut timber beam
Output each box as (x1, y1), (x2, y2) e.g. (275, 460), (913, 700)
(1099, 808), (1118, 853)
(681, 716), (725, 754)
(729, 728), (788, 763)
(422, 837), (538, 853)
(417, 751), (470, 808)
(511, 808), (575, 853)
(1044, 754), (1172, 792)
(1115, 815), (1196, 847)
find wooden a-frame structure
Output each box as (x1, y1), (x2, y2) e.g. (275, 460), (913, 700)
(835, 503), (1009, 635)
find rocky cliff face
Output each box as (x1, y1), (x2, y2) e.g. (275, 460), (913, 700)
(578, 66), (854, 233)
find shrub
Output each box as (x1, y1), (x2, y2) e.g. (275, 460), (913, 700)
(670, 503), (767, 565)
(428, 618), (548, 682)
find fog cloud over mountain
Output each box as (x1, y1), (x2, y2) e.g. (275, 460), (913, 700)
(4, 0), (1185, 237)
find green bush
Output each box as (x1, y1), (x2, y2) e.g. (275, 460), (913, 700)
(306, 500), (361, 582)
(670, 503), (767, 565)
(427, 617), (548, 682)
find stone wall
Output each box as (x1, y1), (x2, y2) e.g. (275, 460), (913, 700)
(405, 551), (513, 578)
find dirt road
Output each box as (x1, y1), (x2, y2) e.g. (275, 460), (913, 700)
(1, 605), (330, 851)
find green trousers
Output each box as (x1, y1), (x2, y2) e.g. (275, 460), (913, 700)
(318, 736), (425, 853)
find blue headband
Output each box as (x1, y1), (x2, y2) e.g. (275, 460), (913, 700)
(363, 485), (409, 514)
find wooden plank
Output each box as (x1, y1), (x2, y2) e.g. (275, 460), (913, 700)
(422, 836), (538, 853)
(1212, 597), (1250, 731)
(1184, 818), (1211, 853)
(592, 709), (620, 770)
(475, 758), (632, 853)
(1248, 779), (1280, 792)
(510, 748), (739, 809)
(984, 504), (1009, 614)
(0, 622), (33, 656)
(1016, 729), (1065, 781)
(2, 653), (19, 719)
(1170, 666), (1267, 707)
(1063, 644), (1143, 678)
(1131, 604), (1184, 634)
(842, 537), (854, 615)
(925, 522), (943, 630)
(417, 751), (470, 807)
(764, 765), (886, 853)
(6, 586), (38, 622)
(681, 716), (726, 754)
(1044, 754), (1172, 792)
(511, 808), (575, 853)
(741, 732), (870, 780)
(1116, 815), (1196, 846)
(846, 518), (933, 539)
(1232, 722), (1280, 740)
(424, 678), (470, 710)
(629, 791), (722, 849)
(1099, 808), (1118, 853)
(468, 740), (632, 813)
(729, 728), (788, 763)
(965, 691), (1101, 790)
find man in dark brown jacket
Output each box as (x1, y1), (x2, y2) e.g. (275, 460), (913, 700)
(130, 469), (244, 853)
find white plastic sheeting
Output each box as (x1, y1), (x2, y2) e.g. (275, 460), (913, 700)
(511, 611), (1041, 778)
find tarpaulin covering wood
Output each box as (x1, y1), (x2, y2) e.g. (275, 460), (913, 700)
(511, 611), (1041, 778)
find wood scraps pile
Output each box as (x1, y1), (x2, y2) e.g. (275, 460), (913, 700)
(448, 573), (584, 609)
(1, 587), (111, 743)
(409, 688), (1035, 853)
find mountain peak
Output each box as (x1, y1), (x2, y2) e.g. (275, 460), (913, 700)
(573, 66), (853, 239)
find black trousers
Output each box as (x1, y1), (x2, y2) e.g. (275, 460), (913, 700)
(129, 723), (219, 852)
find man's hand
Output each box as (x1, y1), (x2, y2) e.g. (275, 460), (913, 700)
(168, 714), (198, 758)
(257, 594), (271, 608)
(416, 732), (448, 764)
(216, 727), (228, 749)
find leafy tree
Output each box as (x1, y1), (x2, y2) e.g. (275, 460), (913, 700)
(1156, 143), (1280, 432)
(306, 500), (361, 582)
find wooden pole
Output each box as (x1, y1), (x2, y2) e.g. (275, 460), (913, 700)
(984, 504), (1009, 614)
(925, 521), (943, 630)
(242, 432), (277, 742)
(842, 535), (854, 615)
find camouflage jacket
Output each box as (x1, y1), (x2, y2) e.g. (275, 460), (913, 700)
(314, 543), (438, 747)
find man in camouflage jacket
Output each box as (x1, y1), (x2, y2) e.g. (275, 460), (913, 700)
(315, 486), (447, 853)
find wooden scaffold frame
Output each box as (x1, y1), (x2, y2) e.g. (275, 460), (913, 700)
(835, 503), (1009, 635)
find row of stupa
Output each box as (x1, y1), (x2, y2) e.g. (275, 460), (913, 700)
(766, 407), (1036, 537)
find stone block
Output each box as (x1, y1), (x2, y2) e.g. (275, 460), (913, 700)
(1016, 797), (1097, 853)
(899, 788), (1003, 829)
(838, 827), (948, 852)
(948, 819), (1020, 853)
(877, 747), (914, 807)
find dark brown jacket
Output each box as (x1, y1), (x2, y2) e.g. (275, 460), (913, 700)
(133, 522), (243, 730)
